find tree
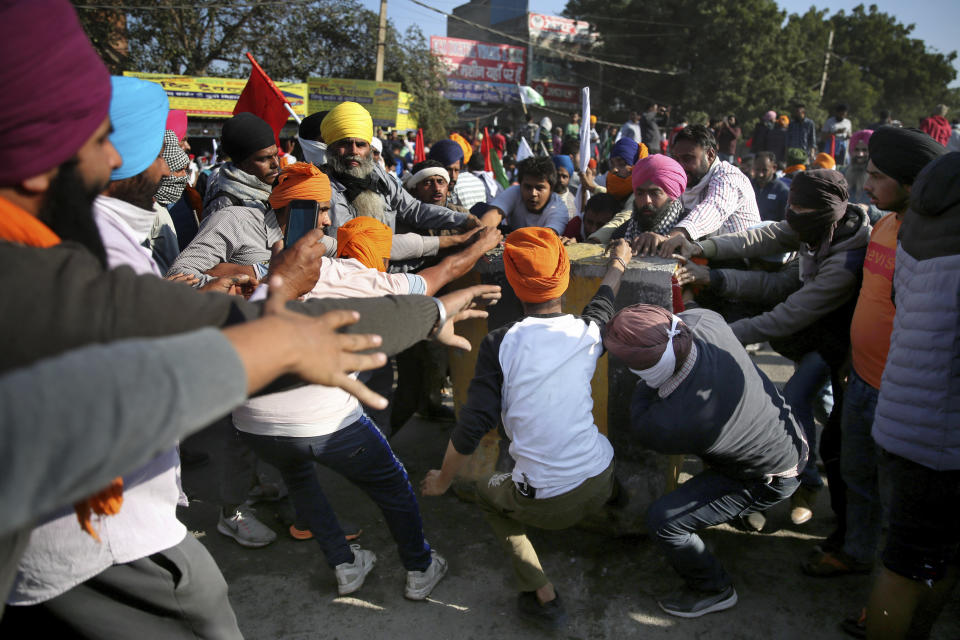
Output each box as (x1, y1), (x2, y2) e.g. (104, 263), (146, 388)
(72, 0), (453, 135)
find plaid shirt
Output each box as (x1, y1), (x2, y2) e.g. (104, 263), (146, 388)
(676, 161), (760, 240)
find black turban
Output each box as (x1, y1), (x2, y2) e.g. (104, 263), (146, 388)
(786, 169), (849, 247)
(900, 152), (960, 261)
(868, 126), (946, 186)
(221, 112), (276, 163)
(299, 110), (329, 142)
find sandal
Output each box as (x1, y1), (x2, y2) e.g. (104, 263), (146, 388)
(839, 607), (867, 638)
(802, 549), (872, 577)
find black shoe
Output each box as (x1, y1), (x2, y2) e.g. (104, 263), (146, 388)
(517, 591), (568, 631)
(658, 585), (738, 618)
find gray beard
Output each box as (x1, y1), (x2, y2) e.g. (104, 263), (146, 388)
(352, 190), (389, 223)
(846, 162), (867, 194)
(328, 152), (375, 179)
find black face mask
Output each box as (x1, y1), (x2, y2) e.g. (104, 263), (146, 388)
(785, 206), (838, 246)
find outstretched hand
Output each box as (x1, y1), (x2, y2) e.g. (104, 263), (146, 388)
(435, 284), (502, 351)
(658, 233), (699, 259)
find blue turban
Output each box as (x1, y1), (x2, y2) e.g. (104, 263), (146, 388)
(552, 154), (575, 174)
(428, 139), (464, 168)
(109, 76), (169, 181)
(611, 137), (640, 165)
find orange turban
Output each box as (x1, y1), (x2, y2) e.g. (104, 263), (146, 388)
(269, 162), (332, 210)
(503, 227), (570, 303)
(606, 172), (634, 199)
(784, 164), (806, 175)
(776, 115), (790, 128)
(337, 217), (393, 271)
(813, 152), (836, 170)
(449, 132), (472, 164)
(590, 115), (597, 126)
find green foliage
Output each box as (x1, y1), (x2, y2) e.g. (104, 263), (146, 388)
(564, 0), (956, 132)
(72, 0), (452, 132)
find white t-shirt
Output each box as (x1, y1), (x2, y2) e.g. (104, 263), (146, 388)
(489, 185), (570, 235)
(233, 258), (422, 438)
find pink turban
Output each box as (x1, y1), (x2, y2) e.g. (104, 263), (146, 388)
(850, 129), (874, 149)
(763, 110), (777, 122)
(167, 110), (189, 141)
(631, 155), (688, 200)
(0, 0), (111, 185)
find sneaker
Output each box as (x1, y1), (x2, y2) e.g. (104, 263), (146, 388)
(517, 591), (569, 631)
(334, 544), (376, 596)
(741, 511), (767, 532)
(404, 550), (448, 600)
(217, 506), (277, 548)
(658, 585), (738, 618)
(246, 481), (287, 504)
(790, 485), (819, 525)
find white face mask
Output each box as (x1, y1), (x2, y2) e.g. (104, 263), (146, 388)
(628, 315), (683, 388)
(298, 135), (327, 166)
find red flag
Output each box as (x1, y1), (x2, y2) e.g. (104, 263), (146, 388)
(234, 53), (291, 145)
(481, 127), (493, 172)
(414, 128), (425, 163)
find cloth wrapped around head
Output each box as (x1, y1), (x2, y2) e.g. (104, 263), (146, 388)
(786, 169), (849, 245)
(603, 304), (693, 388)
(552, 154), (575, 175)
(166, 110), (188, 141)
(429, 139), (464, 167)
(868, 126), (946, 186)
(503, 227), (570, 303)
(448, 133), (472, 164)
(223, 112), (275, 164)
(631, 155), (687, 199)
(813, 152), (836, 170)
(404, 166), (449, 189)
(0, 0), (112, 185)
(611, 138), (641, 165)
(155, 130), (191, 205)
(763, 110), (777, 122)
(321, 101), (373, 146)
(109, 76), (169, 181)
(590, 115), (598, 126)
(337, 216), (393, 271)
(268, 162), (332, 210)
(850, 129), (873, 150)
(777, 115), (790, 128)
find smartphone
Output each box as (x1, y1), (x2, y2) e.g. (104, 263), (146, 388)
(284, 199), (319, 247)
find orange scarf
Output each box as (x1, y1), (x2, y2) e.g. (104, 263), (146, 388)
(0, 196), (124, 541)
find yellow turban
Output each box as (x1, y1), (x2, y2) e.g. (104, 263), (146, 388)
(337, 217), (393, 271)
(813, 152), (836, 170)
(269, 162), (332, 210)
(503, 227), (570, 303)
(320, 102), (373, 145)
(449, 132), (472, 164)
(590, 115), (597, 126)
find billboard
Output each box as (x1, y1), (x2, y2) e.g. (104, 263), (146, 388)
(307, 78), (401, 127)
(396, 91), (418, 131)
(431, 36), (526, 103)
(124, 72), (307, 119)
(527, 13), (598, 46)
(530, 80), (580, 109)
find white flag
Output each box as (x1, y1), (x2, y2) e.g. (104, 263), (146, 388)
(578, 87), (591, 175)
(517, 84), (545, 107)
(516, 137), (534, 162)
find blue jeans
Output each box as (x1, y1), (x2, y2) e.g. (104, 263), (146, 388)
(241, 416), (432, 571)
(783, 351), (830, 488)
(840, 369), (881, 563)
(646, 470), (799, 591)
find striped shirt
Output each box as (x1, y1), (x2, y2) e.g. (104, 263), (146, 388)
(451, 171), (488, 209)
(676, 160), (760, 240)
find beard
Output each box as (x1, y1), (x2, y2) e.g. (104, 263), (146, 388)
(845, 162), (868, 195)
(328, 151), (375, 179)
(106, 171), (162, 211)
(632, 199), (674, 232)
(686, 157), (711, 187)
(38, 160), (107, 267)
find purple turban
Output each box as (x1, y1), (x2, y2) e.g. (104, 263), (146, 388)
(604, 304), (693, 372)
(0, 0), (111, 185)
(631, 155), (688, 199)
(610, 137), (640, 165)
(428, 139), (464, 168)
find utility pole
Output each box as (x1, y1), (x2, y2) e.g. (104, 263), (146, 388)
(375, 0), (388, 82)
(818, 28), (834, 100)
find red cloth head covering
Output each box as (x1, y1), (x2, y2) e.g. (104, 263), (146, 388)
(631, 155), (688, 199)
(337, 217), (393, 271)
(503, 227), (570, 303)
(850, 129), (873, 150)
(0, 0), (111, 185)
(603, 304), (693, 370)
(166, 110), (188, 141)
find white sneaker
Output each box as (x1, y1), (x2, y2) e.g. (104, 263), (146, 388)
(335, 544), (377, 595)
(217, 505), (277, 548)
(404, 550), (448, 600)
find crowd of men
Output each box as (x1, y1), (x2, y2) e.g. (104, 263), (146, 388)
(1, 1), (958, 638)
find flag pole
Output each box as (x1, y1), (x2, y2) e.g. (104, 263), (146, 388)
(244, 52), (301, 124)
(284, 102), (302, 125)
